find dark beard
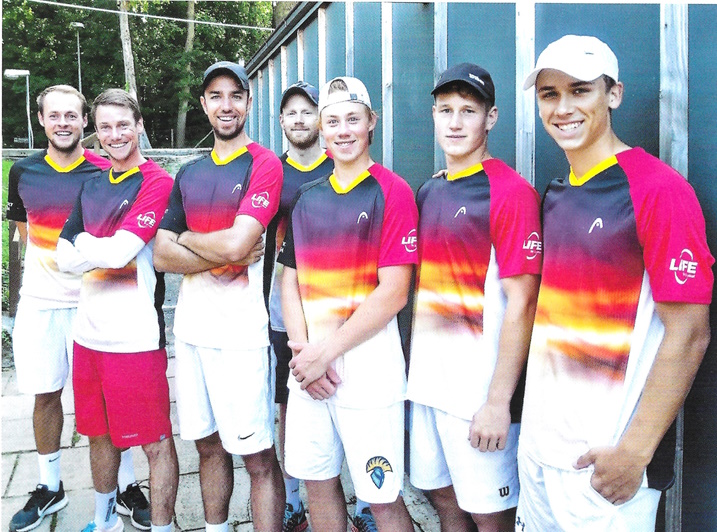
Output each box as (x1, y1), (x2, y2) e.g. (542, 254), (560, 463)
(48, 136), (81, 154)
(213, 121), (245, 142)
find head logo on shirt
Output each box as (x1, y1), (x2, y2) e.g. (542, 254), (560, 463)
(137, 211), (157, 228)
(402, 229), (417, 253)
(232, 183), (243, 194)
(523, 231), (542, 260)
(251, 191), (270, 209)
(669, 248), (698, 285)
(366, 456), (393, 489)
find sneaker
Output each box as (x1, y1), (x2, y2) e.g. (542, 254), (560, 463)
(9, 482), (69, 532)
(116, 483), (151, 531)
(283, 501), (308, 532)
(350, 507), (378, 532)
(80, 518), (124, 532)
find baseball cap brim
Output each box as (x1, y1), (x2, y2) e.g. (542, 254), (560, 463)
(523, 35), (618, 90)
(280, 83), (319, 111)
(202, 61), (249, 91)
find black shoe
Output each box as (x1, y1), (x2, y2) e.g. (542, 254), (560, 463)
(350, 507), (378, 532)
(9, 482), (68, 532)
(282, 501), (308, 532)
(116, 483), (150, 531)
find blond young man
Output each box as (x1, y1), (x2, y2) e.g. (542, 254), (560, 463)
(279, 77), (418, 532)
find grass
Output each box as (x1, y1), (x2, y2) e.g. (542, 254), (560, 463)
(3, 159), (14, 365)
(3, 159), (13, 312)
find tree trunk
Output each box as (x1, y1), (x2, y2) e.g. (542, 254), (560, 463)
(118, 0), (151, 148)
(175, 0), (195, 148)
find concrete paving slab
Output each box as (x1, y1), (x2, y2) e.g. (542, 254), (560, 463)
(1, 393), (35, 420)
(174, 467), (252, 531)
(61, 384), (76, 416)
(168, 375), (176, 402)
(2, 370), (19, 395)
(2, 453), (18, 496)
(167, 357), (176, 378)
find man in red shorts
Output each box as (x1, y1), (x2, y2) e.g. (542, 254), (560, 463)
(57, 89), (178, 532)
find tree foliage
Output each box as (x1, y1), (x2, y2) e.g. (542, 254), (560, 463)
(2, 0), (273, 148)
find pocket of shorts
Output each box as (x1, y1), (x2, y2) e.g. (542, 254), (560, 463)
(585, 476), (618, 510)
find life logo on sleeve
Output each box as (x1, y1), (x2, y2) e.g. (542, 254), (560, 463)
(137, 211), (157, 228)
(402, 229), (417, 253)
(669, 248), (698, 285)
(251, 191), (270, 209)
(523, 231), (542, 260)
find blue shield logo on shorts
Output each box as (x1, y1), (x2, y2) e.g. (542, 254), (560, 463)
(366, 456), (393, 489)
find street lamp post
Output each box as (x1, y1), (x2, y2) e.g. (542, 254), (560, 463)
(71, 22), (85, 94)
(4, 68), (33, 149)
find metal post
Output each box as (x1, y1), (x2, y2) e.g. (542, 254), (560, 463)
(25, 74), (33, 149)
(76, 29), (82, 94)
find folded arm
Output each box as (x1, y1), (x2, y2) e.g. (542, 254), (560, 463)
(177, 214), (265, 264)
(56, 230), (145, 273)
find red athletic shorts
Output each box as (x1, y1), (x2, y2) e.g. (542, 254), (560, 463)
(73, 342), (172, 448)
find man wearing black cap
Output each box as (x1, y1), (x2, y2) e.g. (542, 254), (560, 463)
(517, 36), (713, 530)
(154, 61), (285, 532)
(407, 63), (542, 531)
(265, 80), (333, 531)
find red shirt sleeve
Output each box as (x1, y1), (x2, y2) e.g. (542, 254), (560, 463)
(374, 165), (419, 268)
(486, 160), (543, 278)
(238, 143), (283, 228)
(119, 160), (174, 243)
(621, 149), (714, 304)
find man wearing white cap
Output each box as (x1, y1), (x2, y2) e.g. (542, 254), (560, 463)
(278, 76), (418, 531)
(518, 35), (713, 530)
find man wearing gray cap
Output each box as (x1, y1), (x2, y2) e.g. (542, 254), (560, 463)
(518, 35), (713, 530)
(154, 61), (285, 532)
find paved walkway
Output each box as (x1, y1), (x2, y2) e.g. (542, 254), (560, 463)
(1, 277), (440, 531)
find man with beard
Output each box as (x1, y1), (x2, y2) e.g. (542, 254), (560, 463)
(266, 81), (333, 532)
(154, 62), (285, 532)
(6, 85), (148, 532)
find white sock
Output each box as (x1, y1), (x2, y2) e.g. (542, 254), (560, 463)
(151, 524), (173, 532)
(205, 521), (228, 532)
(284, 476), (301, 509)
(37, 450), (61, 492)
(118, 449), (136, 493)
(94, 488), (119, 529)
(355, 497), (370, 516)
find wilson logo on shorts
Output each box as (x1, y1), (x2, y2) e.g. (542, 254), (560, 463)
(499, 486), (510, 497)
(366, 456), (393, 489)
